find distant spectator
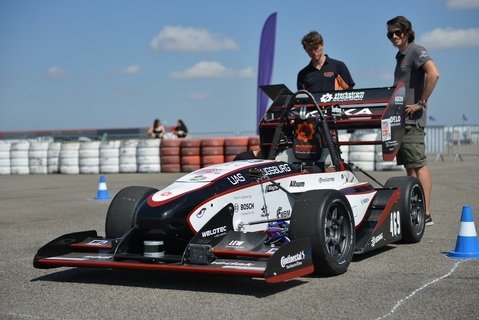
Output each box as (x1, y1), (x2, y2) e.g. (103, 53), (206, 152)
(173, 119), (188, 138)
(147, 118), (165, 139)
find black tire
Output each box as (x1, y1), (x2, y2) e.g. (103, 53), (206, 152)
(105, 186), (158, 238)
(385, 176), (425, 243)
(289, 190), (355, 276)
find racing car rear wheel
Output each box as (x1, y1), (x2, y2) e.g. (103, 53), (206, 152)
(289, 190), (355, 276)
(385, 176), (425, 243)
(105, 186), (158, 238)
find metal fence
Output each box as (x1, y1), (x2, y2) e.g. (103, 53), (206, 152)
(426, 125), (479, 160)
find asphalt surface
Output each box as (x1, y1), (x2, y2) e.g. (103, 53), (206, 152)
(1, 156), (478, 320)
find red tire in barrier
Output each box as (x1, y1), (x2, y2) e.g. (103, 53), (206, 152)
(161, 163), (181, 173)
(160, 147), (180, 156)
(201, 138), (225, 147)
(225, 136), (249, 146)
(180, 139), (202, 148)
(201, 146), (224, 156)
(181, 155), (201, 165)
(181, 147), (200, 156)
(160, 155), (181, 165)
(201, 155), (224, 167)
(248, 136), (260, 151)
(224, 155), (237, 162)
(161, 139), (182, 147)
(181, 164), (201, 172)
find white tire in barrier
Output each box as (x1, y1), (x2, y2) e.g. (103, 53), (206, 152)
(119, 163), (137, 173)
(47, 142), (62, 174)
(351, 160), (375, 171)
(350, 131), (378, 153)
(59, 142), (80, 174)
(79, 166), (100, 174)
(119, 139), (138, 173)
(137, 139), (160, 173)
(349, 151), (376, 162)
(29, 142), (49, 174)
(137, 147), (159, 157)
(0, 143), (11, 174)
(100, 141), (120, 173)
(138, 163), (161, 173)
(10, 142), (30, 175)
(79, 141), (100, 174)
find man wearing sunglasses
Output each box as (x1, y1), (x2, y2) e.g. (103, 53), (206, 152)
(387, 16), (440, 226)
(297, 31), (355, 92)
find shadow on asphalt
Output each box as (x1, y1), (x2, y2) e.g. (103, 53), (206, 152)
(31, 268), (307, 298)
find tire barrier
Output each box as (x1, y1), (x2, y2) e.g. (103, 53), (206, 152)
(338, 133), (351, 164)
(137, 139), (161, 173)
(59, 142), (80, 174)
(79, 141), (100, 174)
(224, 136), (249, 162)
(248, 136), (260, 152)
(100, 140), (120, 174)
(0, 142), (11, 175)
(180, 138), (201, 172)
(47, 142), (61, 174)
(119, 139), (139, 173)
(10, 141), (30, 175)
(160, 139), (181, 173)
(29, 141), (49, 174)
(201, 138), (225, 167)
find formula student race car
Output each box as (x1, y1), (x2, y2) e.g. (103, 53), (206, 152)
(34, 82), (426, 283)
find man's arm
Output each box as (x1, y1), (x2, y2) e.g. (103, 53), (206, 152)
(420, 60), (440, 101)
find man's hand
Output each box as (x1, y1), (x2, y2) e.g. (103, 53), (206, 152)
(405, 103), (422, 117)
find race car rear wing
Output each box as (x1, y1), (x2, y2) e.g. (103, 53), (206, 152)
(259, 83), (405, 161)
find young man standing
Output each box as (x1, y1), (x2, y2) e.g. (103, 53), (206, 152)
(387, 16), (440, 226)
(297, 31), (355, 91)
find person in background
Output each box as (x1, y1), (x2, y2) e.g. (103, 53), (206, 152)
(387, 16), (440, 226)
(147, 118), (165, 139)
(173, 119), (188, 138)
(297, 30), (355, 91)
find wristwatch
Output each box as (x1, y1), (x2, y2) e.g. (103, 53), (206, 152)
(418, 99), (427, 108)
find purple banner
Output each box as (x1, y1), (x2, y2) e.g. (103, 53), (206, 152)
(256, 12), (277, 130)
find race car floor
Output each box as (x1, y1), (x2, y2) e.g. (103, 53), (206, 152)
(1, 156), (478, 320)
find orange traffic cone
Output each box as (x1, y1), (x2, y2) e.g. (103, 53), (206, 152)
(448, 206), (479, 259)
(95, 175), (111, 200)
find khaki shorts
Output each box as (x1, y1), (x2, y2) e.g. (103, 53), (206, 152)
(396, 125), (427, 169)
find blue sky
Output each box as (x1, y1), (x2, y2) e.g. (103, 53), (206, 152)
(1, 0), (478, 135)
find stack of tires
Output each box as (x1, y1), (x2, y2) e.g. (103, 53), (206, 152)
(248, 136), (260, 153)
(180, 139), (201, 172)
(10, 141), (30, 175)
(375, 144), (403, 171)
(29, 141), (49, 174)
(349, 132), (377, 171)
(79, 141), (100, 174)
(59, 142), (80, 174)
(47, 142), (61, 174)
(201, 138), (225, 167)
(137, 139), (161, 173)
(160, 139), (181, 173)
(119, 139), (139, 173)
(337, 132), (351, 164)
(100, 140), (120, 174)
(0, 142), (11, 175)
(224, 137), (249, 162)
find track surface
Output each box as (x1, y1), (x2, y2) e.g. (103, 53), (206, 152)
(1, 156), (478, 320)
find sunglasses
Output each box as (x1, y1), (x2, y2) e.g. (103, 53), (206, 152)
(387, 30), (403, 39)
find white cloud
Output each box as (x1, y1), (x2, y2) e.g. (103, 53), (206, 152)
(170, 61), (255, 80)
(46, 67), (67, 79)
(446, 0), (479, 9)
(419, 27), (479, 49)
(150, 26), (239, 52)
(121, 65), (141, 75)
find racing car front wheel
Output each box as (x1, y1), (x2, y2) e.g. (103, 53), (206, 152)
(385, 176), (425, 243)
(289, 190), (355, 276)
(105, 186), (159, 238)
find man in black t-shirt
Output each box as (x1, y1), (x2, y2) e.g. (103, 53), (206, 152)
(297, 31), (355, 92)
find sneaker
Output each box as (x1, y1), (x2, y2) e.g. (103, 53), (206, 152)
(425, 215), (434, 226)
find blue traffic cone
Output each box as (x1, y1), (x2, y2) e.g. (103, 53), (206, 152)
(448, 206), (479, 259)
(95, 176), (111, 200)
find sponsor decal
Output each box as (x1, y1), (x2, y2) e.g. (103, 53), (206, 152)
(260, 164), (291, 176)
(280, 250), (306, 269)
(196, 207), (207, 218)
(189, 175), (207, 181)
(88, 240), (109, 246)
(395, 96), (404, 103)
(296, 121), (315, 142)
(318, 177), (335, 183)
(160, 191), (172, 197)
(289, 180), (305, 187)
(266, 183), (280, 192)
(212, 261), (255, 267)
(227, 173), (246, 185)
(241, 203), (254, 210)
(84, 255), (112, 260)
(276, 207), (291, 219)
(390, 211), (401, 237)
(201, 225), (227, 238)
(370, 233), (384, 248)
(320, 91), (365, 103)
(226, 240), (245, 248)
(344, 108), (372, 116)
(361, 198), (370, 205)
(381, 119), (392, 142)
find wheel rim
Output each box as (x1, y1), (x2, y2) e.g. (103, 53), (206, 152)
(409, 184), (425, 232)
(324, 202), (351, 260)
